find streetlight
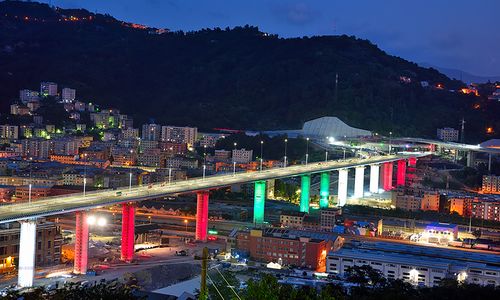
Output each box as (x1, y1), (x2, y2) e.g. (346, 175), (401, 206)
(305, 137), (309, 165)
(343, 148), (346, 160)
(389, 131), (393, 155)
(203, 164), (206, 180)
(184, 219), (188, 232)
(148, 216), (152, 224)
(325, 151), (328, 162)
(168, 167), (172, 184)
(83, 153), (88, 197)
(284, 139), (288, 168)
(260, 140), (264, 171)
(233, 142), (237, 176)
(129, 172), (132, 192)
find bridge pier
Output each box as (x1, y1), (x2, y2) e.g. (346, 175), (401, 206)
(409, 157), (417, 167)
(467, 151), (476, 167)
(337, 169), (348, 207)
(300, 174), (311, 213)
(253, 181), (266, 224)
(195, 191), (209, 242)
(121, 203), (135, 262)
(74, 211), (89, 274)
(319, 172), (330, 208)
(382, 162), (394, 191)
(369, 164), (380, 193)
(18, 219), (37, 288)
(354, 166), (365, 199)
(397, 160), (407, 186)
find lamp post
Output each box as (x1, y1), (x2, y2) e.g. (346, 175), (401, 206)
(260, 140), (264, 171)
(325, 151), (328, 163)
(203, 164), (206, 180)
(129, 172), (132, 192)
(284, 139), (288, 168)
(28, 183), (32, 205)
(168, 167), (172, 184)
(203, 145), (207, 179)
(303, 137), (309, 165)
(184, 219), (188, 232)
(343, 148), (346, 160)
(389, 131), (393, 155)
(83, 153), (88, 197)
(233, 142), (237, 176)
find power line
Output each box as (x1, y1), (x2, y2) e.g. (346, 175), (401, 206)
(207, 273), (225, 300)
(215, 267), (242, 300)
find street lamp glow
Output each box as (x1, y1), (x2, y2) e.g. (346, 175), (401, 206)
(87, 215), (97, 226)
(97, 217), (107, 227)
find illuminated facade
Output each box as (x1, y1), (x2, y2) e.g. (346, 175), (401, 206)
(236, 228), (339, 272)
(327, 241), (500, 287)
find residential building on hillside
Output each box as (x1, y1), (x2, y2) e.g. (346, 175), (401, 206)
(436, 127), (459, 142)
(61, 88), (76, 103)
(40, 82), (58, 97)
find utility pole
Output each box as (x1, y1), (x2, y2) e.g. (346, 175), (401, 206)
(460, 118), (466, 144)
(334, 73), (339, 104)
(200, 247), (209, 300)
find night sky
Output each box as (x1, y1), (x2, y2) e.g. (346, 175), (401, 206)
(44, 0), (499, 77)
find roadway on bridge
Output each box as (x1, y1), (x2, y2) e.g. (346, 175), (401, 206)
(0, 154), (416, 224)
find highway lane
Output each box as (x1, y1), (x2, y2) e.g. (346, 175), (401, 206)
(0, 154), (421, 223)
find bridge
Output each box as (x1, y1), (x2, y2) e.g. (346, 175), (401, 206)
(397, 137), (499, 169)
(1, 154), (422, 287)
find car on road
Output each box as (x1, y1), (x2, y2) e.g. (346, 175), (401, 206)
(175, 250), (188, 256)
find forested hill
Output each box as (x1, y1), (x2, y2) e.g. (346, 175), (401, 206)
(0, 1), (496, 141)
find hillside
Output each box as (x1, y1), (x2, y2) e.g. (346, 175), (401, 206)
(0, 1), (498, 142)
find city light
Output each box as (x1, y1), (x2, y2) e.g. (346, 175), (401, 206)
(87, 215), (96, 225)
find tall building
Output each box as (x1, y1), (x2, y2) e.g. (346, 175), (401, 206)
(40, 82), (58, 97)
(122, 128), (140, 140)
(482, 175), (500, 194)
(0, 220), (62, 274)
(161, 126), (197, 146)
(142, 124), (161, 141)
(436, 127), (459, 142)
(232, 148), (253, 163)
(19, 89), (39, 103)
(0, 125), (19, 140)
(61, 88), (76, 103)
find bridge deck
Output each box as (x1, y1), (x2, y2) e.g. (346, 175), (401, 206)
(0, 154), (418, 224)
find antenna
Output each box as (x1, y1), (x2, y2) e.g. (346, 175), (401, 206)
(334, 73), (338, 104)
(460, 118), (465, 143)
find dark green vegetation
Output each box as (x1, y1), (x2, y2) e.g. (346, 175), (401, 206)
(239, 267), (500, 300)
(1, 281), (140, 300)
(1, 1), (499, 142)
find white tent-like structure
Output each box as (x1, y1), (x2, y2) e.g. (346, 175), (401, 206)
(302, 116), (371, 138)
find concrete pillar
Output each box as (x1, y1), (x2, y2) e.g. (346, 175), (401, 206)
(74, 211), (89, 274)
(382, 162), (394, 191)
(467, 151), (476, 167)
(338, 169), (348, 207)
(409, 157), (417, 166)
(319, 172), (330, 208)
(253, 181), (266, 224)
(354, 166), (365, 199)
(369, 164), (380, 193)
(18, 220), (37, 288)
(397, 160), (407, 186)
(121, 203), (135, 262)
(195, 191), (209, 242)
(300, 174), (311, 213)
